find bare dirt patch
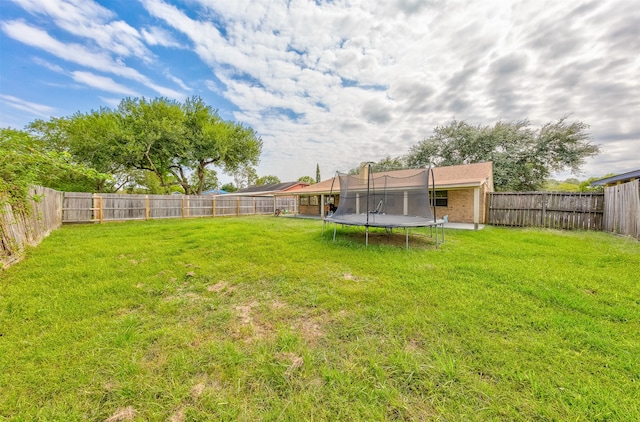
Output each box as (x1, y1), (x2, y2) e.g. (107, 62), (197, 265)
(191, 382), (206, 399)
(104, 406), (137, 422)
(234, 301), (274, 342)
(235, 302), (259, 324)
(207, 281), (229, 292)
(296, 317), (324, 343)
(271, 299), (287, 309)
(277, 352), (304, 378)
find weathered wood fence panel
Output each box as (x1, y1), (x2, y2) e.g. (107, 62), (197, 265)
(604, 180), (640, 239)
(488, 192), (604, 230)
(62, 192), (93, 222)
(1, 186), (63, 269)
(62, 193), (297, 223)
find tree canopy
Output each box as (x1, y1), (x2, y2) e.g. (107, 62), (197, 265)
(0, 128), (108, 209)
(297, 175), (315, 184)
(405, 116), (600, 191)
(28, 96), (262, 195)
(255, 175), (281, 186)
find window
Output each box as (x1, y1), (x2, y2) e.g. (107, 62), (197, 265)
(300, 196), (309, 205)
(434, 190), (448, 207)
(310, 196), (319, 206)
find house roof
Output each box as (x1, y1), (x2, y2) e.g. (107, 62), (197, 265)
(292, 162), (494, 195)
(590, 169), (640, 186)
(202, 188), (227, 195)
(231, 181), (309, 195)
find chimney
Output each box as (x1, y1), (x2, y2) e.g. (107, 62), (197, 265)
(358, 162), (370, 180)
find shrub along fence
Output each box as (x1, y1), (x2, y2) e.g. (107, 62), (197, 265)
(1, 186), (63, 269)
(63, 192), (297, 223)
(604, 179), (640, 239)
(488, 192), (605, 231)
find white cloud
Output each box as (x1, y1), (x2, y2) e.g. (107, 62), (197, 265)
(32, 57), (65, 73)
(1, 20), (185, 100)
(71, 71), (140, 96)
(4, 0), (638, 180)
(0, 94), (56, 117)
(10, 0), (153, 62)
(98, 96), (122, 108)
(164, 72), (191, 92)
(141, 26), (182, 48)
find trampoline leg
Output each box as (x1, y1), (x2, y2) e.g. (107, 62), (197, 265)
(405, 228), (409, 250)
(333, 224), (337, 241)
(366, 226), (369, 246)
(322, 220), (325, 236)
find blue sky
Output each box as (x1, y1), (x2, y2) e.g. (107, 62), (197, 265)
(1, 0), (639, 184)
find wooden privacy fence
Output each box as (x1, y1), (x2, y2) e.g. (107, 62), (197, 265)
(1, 186), (63, 269)
(604, 180), (640, 239)
(63, 193), (298, 223)
(488, 192), (604, 230)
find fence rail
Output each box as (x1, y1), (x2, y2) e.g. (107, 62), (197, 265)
(488, 192), (604, 230)
(63, 193), (297, 223)
(1, 186), (63, 269)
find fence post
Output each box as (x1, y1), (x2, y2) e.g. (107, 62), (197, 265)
(541, 192), (547, 227)
(236, 197), (240, 216)
(94, 194), (103, 223)
(254, 197), (257, 215)
(145, 195), (150, 220)
(213, 197), (216, 217)
(181, 196), (185, 218)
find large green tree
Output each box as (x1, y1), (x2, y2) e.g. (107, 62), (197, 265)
(0, 128), (107, 209)
(29, 109), (131, 192)
(230, 164), (258, 190)
(116, 96), (261, 194)
(405, 117), (600, 191)
(348, 156), (407, 174)
(115, 97), (188, 191)
(255, 175), (281, 186)
(297, 175), (315, 184)
(29, 96), (262, 195)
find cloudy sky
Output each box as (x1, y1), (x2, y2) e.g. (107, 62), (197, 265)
(1, 0), (638, 183)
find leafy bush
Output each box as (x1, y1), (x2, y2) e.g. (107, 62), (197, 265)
(0, 128), (108, 210)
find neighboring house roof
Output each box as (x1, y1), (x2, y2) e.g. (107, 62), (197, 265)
(202, 189), (227, 195)
(590, 169), (640, 186)
(293, 162), (494, 195)
(230, 181), (310, 196)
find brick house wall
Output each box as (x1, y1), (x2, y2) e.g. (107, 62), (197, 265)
(435, 186), (489, 223)
(299, 203), (321, 215)
(436, 189), (472, 223)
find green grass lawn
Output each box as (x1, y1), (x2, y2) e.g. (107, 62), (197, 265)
(1, 217), (639, 421)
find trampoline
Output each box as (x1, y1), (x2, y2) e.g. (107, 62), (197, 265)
(323, 164), (446, 248)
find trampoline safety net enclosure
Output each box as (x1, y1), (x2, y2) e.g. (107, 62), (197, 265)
(323, 165), (446, 248)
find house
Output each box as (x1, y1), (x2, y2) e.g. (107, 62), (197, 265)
(292, 162), (494, 225)
(202, 188), (228, 195)
(222, 181), (310, 215)
(233, 181), (309, 195)
(590, 169), (640, 187)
